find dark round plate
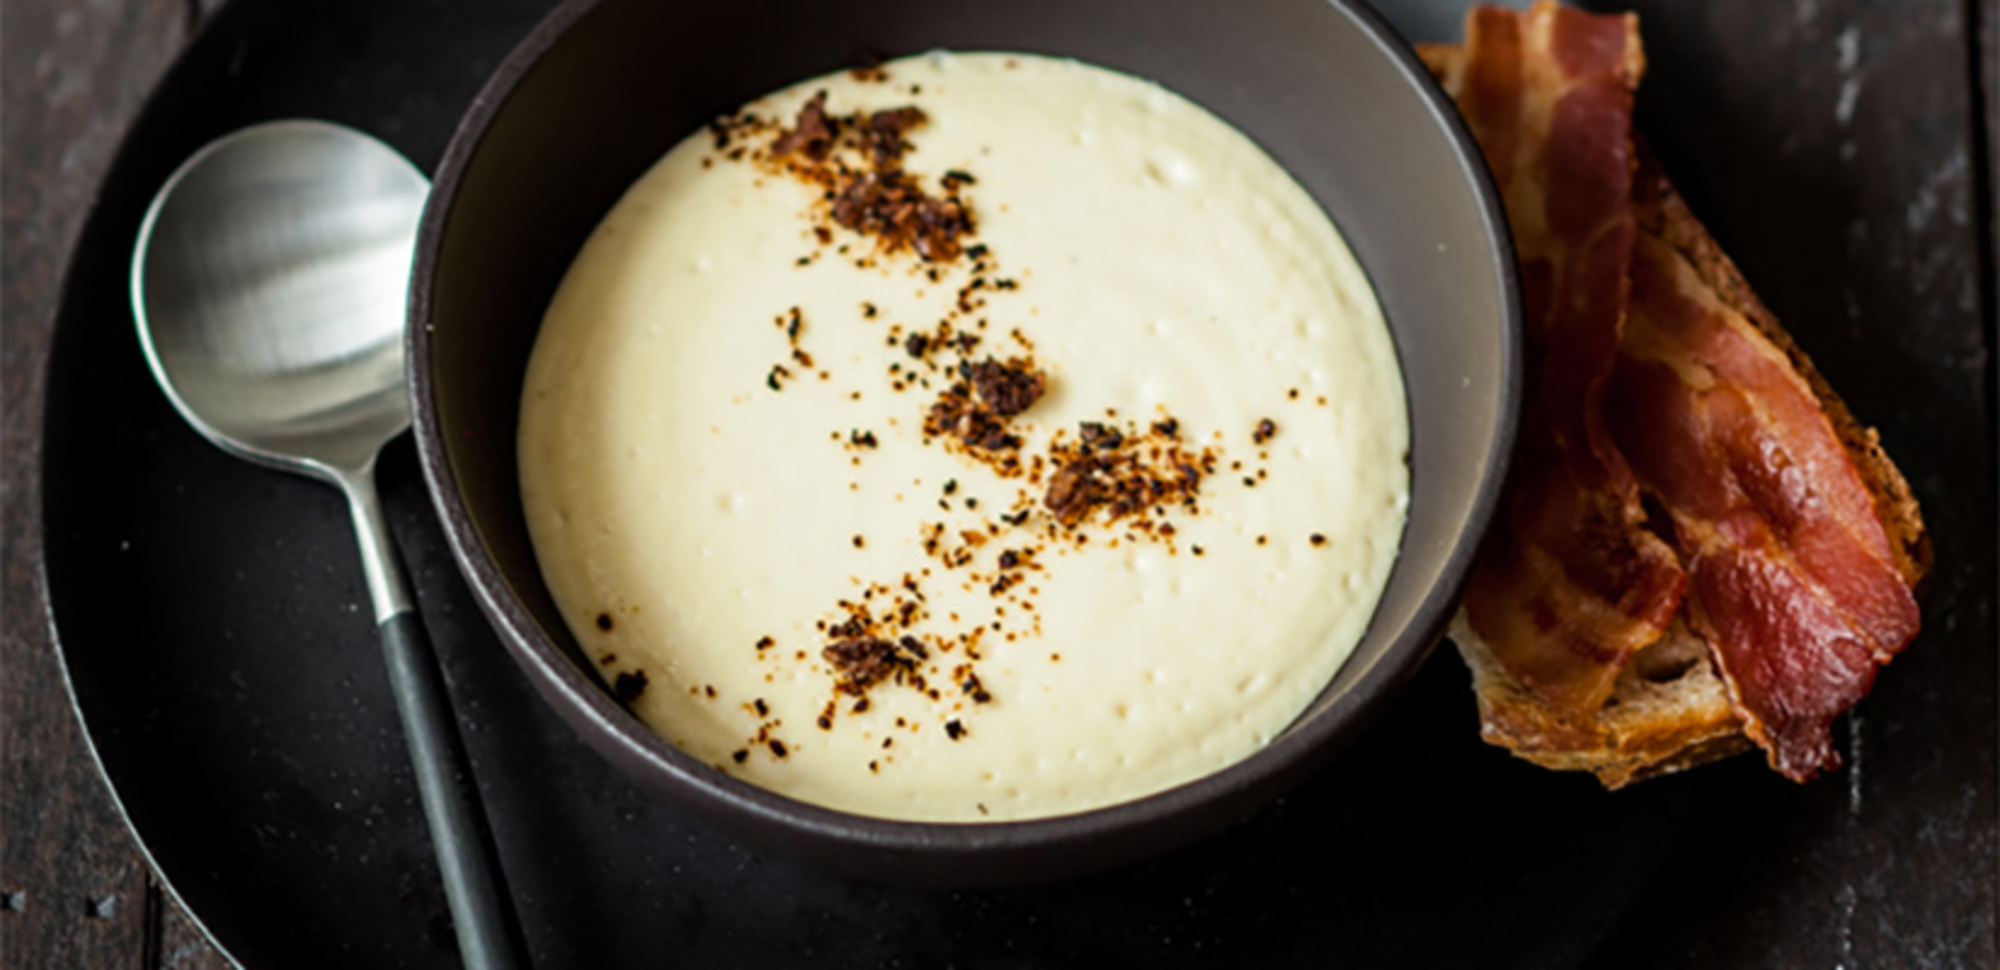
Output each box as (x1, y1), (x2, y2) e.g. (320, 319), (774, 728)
(40, 0), (1890, 967)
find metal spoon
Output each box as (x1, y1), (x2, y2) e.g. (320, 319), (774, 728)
(130, 120), (528, 970)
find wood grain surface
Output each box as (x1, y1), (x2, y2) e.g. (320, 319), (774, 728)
(2, 1), (231, 967)
(1984, 0), (1998, 326)
(3, 1), (1994, 968)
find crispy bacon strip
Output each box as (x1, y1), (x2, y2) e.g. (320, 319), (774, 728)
(1431, 3), (1923, 780)
(1605, 181), (1921, 779)
(1424, 3), (1686, 714)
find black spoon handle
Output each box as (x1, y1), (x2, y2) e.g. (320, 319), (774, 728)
(344, 470), (529, 970)
(378, 609), (531, 970)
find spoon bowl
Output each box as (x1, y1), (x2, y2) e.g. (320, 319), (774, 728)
(133, 121), (422, 477)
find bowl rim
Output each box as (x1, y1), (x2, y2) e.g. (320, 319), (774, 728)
(406, 0), (1521, 864)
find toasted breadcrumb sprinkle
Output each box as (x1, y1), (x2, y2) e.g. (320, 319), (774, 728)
(703, 73), (1292, 773)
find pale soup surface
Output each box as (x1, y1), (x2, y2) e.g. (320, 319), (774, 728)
(519, 52), (1408, 821)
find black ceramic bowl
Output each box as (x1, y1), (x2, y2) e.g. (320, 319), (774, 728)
(410, 0), (1518, 885)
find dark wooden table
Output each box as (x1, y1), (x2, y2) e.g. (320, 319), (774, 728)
(4, 1), (1997, 967)
(5, 4), (237, 965)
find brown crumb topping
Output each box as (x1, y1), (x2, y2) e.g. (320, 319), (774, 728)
(770, 92), (834, 159)
(966, 357), (1045, 417)
(822, 636), (920, 695)
(849, 58), (890, 84)
(1043, 418), (1216, 527)
(925, 375), (1033, 454)
(830, 170), (975, 262)
(698, 79), (1305, 775)
(612, 670), (648, 705)
(749, 92), (976, 262)
(860, 106), (927, 165)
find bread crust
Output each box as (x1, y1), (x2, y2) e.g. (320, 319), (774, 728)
(1452, 152), (1928, 788)
(1453, 614), (1750, 788)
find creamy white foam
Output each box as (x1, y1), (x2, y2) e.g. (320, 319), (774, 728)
(519, 52), (1408, 821)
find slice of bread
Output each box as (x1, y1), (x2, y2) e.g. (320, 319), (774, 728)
(1453, 614), (1749, 788)
(1452, 152), (1931, 788)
